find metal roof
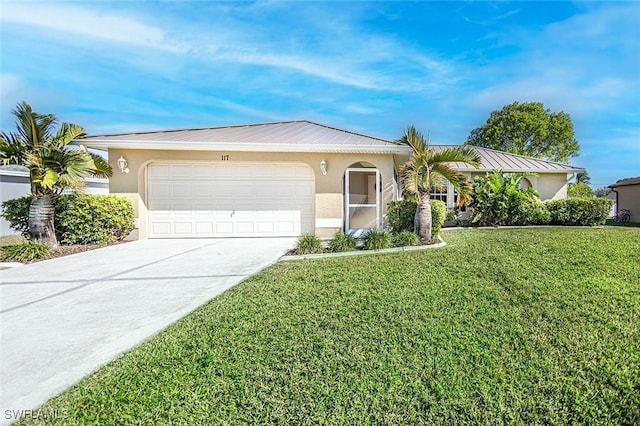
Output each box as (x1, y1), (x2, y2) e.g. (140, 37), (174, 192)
(77, 120), (411, 154)
(76, 120), (583, 172)
(434, 145), (584, 173)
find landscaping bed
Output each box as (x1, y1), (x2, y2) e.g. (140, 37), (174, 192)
(0, 236), (129, 265)
(22, 227), (640, 425)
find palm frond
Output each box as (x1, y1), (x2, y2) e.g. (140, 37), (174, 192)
(52, 123), (86, 150)
(429, 146), (482, 168)
(89, 153), (113, 178)
(397, 126), (428, 154)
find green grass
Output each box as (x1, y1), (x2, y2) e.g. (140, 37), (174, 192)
(25, 228), (640, 425)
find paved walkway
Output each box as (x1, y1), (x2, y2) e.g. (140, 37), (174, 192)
(0, 238), (295, 422)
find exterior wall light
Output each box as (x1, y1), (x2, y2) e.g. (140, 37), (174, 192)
(117, 156), (130, 174)
(320, 159), (327, 176)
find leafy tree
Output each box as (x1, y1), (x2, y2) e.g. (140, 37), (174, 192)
(593, 187), (612, 198)
(398, 126), (481, 240)
(567, 182), (594, 198)
(466, 101), (579, 163)
(0, 101), (111, 246)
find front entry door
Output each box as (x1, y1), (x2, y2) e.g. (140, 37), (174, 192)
(345, 168), (380, 236)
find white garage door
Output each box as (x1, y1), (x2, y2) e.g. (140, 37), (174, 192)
(147, 163), (314, 238)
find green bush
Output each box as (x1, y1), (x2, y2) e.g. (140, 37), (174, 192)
(328, 231), (357, 252)
(430, 200), (446, 236)
(56, 195), (135, 245)
(1, 196), (31, 237)
(0, 242), (50, 262)
(545, 198), (613, 226)
(392, 230), (420, 247)
(567, 182), (594, 198)
(445, 209), (457, 223)
(507, 198), (551, 226)
(1, 194), (135, 245)
(387, 200), (417, 233)
(294, 233), (323, 255)
(387, 199), (447, 236)
(469, 169), (544, 226)
(363, 229), (393, 250)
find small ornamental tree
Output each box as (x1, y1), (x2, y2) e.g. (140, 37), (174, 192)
(0, 102), (112, 245)
(398, 126), (481, 240)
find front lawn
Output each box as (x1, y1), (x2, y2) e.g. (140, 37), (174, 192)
(27, 228), (639, 424)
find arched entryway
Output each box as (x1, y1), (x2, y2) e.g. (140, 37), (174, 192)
(344, 162), (381, 236)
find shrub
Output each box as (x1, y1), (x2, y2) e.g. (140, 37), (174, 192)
(387, 199), (447, 236)
(469, 169), (542, 226)
(387, 200), (417, 233)
(507, 198), (551, 226)
(430, 200), (447, 236)
(294, 233), (323, 255)
(56, 195), (135, 245)
(545, 198), (613, 226)
(0, 242), (50, 262)
(392, 231), (419, 247)
(328, 231), (357, 252)
(2, 195), (135, 245)
(363, 229), (392, 250)
(567, 182), (594, 198)
(445, 209), (457, 223)
(1, 196), (31, 237)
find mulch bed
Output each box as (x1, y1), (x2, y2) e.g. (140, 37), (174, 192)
(0, 240), (130, 264)
(286, 237), (440, 256)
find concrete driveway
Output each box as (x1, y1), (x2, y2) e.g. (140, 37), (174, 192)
(0, 237), (295, 422)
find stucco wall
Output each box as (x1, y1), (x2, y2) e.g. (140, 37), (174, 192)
(615, 184), (640, 222)
(108, 150), (397, 239)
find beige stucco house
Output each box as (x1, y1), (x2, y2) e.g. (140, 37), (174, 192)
(77, 121), (583, 239)
(609, 177), (640, 222)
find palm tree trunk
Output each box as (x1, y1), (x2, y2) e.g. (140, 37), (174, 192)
(414, 192), (432, 240)
(29, 195), (57, 246)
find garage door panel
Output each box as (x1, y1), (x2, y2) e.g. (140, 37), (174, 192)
(147, 163), (314, 238)
(195, 223), (214, 234)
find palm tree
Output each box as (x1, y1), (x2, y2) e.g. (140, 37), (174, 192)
(0, 101), (111, 246)
(398, 126), (481, 240)
(575, 170), (590, 184)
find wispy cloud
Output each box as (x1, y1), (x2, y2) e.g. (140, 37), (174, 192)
(462, 8), (521, 25)
(1, 2), (184, 52)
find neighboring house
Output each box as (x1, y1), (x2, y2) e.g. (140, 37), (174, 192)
(0, 166), (109, 235)
(609, 177), (640, 222)
(76, 120), (583, 239)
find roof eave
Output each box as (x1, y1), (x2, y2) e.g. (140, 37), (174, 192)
(72, 140), (413, 154)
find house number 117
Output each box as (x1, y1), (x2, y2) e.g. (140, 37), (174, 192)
(221, 155), (229, 161)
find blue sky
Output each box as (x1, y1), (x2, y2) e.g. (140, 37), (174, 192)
(1, 1), (638, 187)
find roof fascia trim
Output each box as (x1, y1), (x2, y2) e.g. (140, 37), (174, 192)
(72, 140), (413, 154)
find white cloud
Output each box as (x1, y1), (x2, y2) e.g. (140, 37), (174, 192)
(1, 3), (184, 52)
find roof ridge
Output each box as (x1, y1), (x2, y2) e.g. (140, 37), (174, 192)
(301, 121), (396, 145)
(81, 120), (312, 138)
